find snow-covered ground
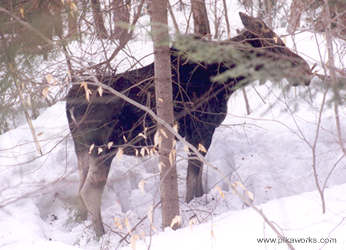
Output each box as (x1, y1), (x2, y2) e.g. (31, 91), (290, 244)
(1, 2), (345, 250)
(1, 78), (345, 250)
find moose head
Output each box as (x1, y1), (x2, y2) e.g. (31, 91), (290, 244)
(236, 12), (312, 86)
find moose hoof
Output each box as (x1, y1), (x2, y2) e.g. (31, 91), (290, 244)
(185, 186), (204, 203)
(75, 209), (88, 222)
(93, 222), (105, 238)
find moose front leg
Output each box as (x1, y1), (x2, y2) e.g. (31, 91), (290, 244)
(185, 126), (215, 203)
(76, 152), (90, 221)
(79, 156), (111, 237)
(186, 155), (204, 203)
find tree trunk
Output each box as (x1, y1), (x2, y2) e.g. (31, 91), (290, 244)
(67, 2), (78, 37)
(150, 0), (180, 229)
(287, 0), (304, 34)
(90, 0), (108, 39)
(190, 0), (210, 36)
(112, 0), (131, 39)
(264, 0), (273, 28)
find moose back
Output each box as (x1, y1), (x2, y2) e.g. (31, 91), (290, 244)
(66, 12), (312, 236)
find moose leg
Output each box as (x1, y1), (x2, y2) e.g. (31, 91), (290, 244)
(79, 156), (111, 237)
(186, 155), (204, 203)
(185, 127), (214, 203)
(77, 152), (90, 221)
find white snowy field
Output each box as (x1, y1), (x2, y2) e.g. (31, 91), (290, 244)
(1, 2), (346, 249)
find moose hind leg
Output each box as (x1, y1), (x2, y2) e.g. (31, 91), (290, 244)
(80, 156), (111, 237)
(186, 156), (204, 203)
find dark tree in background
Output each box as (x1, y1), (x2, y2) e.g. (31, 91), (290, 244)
(90, 0), (108, 38)
(112, 0), (131, 39)
(190, 0), (211, 36)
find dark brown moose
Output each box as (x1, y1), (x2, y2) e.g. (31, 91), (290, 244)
(66, 12), (312, 237)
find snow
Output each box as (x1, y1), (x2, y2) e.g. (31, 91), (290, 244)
(122, 185), (346, 250)
(1, 79), (345, 250)
(1, 3), (346, 250)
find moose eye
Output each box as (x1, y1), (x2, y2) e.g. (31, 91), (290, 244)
(255, 21), (264, 30)
(255, 64), (264, 71)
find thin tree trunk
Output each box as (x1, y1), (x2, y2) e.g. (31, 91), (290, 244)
(12, 74), (42, 156)
(287, 0), (304, 34)
(90, 0), (108, 39)
(68, 10), (78, 37)
(168, 2), (181, 33)
(190, 0), (210, 36)
(324, 0), (345, 154)
(264, 0), (273, 28)
(150, 0), (180, 229)
(222, 0), (230, 38)
(112, 0), (130, 39)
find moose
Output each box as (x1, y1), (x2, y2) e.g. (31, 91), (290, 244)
(66, 12), (312, 236)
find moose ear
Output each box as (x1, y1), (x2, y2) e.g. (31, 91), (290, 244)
(239, 12), (251, 28)
(238, 11), (282, 42)
(239, 12), (266, 34)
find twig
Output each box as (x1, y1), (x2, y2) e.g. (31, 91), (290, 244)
(168, 2), (181, 34)
(117, 201), (161, 246)
(241, 87), (251, 115)
(8, 64), (43, 156)
(334, 103), (346, 155)
(15, 83), (43, 155)
(322, 154), (345, 191)
(231, 185), (295, 250)
(311, 87), (329, 213)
